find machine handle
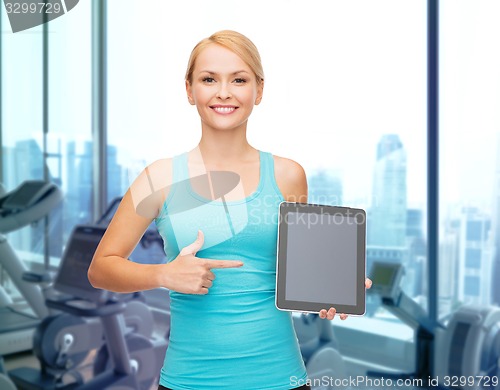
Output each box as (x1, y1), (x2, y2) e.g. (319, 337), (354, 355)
(45, 296), (126, 317)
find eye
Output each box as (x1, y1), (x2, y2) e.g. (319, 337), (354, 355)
(234, 78), (247, 84)
(202, 77), (215, 83)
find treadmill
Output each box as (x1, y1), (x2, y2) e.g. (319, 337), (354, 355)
(0, 181), (63, 355)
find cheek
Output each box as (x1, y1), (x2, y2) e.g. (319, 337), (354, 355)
(192, 86), (210, 103)
(238, 89), (259, 105)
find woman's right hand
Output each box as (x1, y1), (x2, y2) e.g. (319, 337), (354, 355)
(163, 230), (243, 294)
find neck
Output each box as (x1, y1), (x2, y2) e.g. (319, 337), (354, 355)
(194, 122), (256, 165)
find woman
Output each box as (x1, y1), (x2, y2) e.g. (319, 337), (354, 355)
(88, 30), (370, 390)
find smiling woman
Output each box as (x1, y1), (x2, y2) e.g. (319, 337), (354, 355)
(88, 30), (315, 390)
(185, 34), (264, 136)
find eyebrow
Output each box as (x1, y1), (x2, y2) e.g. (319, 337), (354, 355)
(199, 70), (250, 75)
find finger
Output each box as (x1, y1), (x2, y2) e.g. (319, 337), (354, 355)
(202, 279), (213, 288)
(365, 278), (372, 289)
(327, 307), (336, 320)
(319, 309), (327, 319)
(179, 230), (204, 256)
(340, 313), (348, 320)
(203, 259), (244, 269)
(207, 270), (216, 281)
(199, 287), (209, 295)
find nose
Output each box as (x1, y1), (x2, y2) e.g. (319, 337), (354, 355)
(216, 82), (232, 100)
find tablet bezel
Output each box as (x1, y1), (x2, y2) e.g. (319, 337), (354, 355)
(275, 201), (366, 315)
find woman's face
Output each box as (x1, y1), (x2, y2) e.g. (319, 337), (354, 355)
(186, 43), (263, 133)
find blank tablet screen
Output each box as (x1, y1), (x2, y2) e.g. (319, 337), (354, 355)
(285, 213), (357, 305)
(276, 202), (366, 315)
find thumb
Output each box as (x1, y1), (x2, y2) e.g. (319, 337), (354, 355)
(179, 230), (204, 256)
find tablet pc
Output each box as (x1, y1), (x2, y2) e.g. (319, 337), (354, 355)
(276, 202), (366, 315)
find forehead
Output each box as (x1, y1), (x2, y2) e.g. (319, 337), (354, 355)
(193, 44), (251, 74)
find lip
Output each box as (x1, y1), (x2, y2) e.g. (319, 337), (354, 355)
(210, 105), (238, 115)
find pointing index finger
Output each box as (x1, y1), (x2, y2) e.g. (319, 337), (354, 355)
(203, 259), (244, 269)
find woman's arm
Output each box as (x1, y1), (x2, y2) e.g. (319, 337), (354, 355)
(87, 188), (166, 293)
(88, 159), (172, 293)
(88, 158), (243, 294)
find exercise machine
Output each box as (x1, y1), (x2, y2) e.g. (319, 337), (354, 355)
(97, 197), (166, 265)
(9, 224), (168, 389)
(368, 261), (438, 380)
(434, 305), (500, 389)
(0, 356), (16, 390)
(27, 225), (159, 388)
(0, 180), (63, 390)
(1, 183), (170, 388)
(0, 180), (63, 354)
(369, 261), (500, 389)
(294, 314), (347, 389)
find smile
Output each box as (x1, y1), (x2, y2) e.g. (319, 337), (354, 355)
(210, 106), (237, 114)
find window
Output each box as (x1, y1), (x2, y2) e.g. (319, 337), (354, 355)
(0, 2), (91, 276)
(106, 0), (427, 373)
(1, 11), (44, 268)
(440, 0), (500, 311)
(47, 1), (92, 252)
(464, 276), (480, 297)
(465, 248), (481, 269)
(2, 0), (498, 380)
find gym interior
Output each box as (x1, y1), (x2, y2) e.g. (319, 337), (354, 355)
(2, 1), (500, 389)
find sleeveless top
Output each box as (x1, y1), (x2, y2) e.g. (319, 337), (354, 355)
(154, 150), (308, 390)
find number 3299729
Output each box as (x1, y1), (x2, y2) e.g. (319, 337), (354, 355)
(442, 376), (498, 387)
(5, 2), (63, 14)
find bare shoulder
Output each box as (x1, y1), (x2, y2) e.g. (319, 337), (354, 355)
(94, 157), (174, 261)
(272, 154), (308, 203)
(127, 157), (174, 219)
(141, 157), (175, 193)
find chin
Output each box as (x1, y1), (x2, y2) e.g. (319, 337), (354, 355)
(205, 120), (248, 132)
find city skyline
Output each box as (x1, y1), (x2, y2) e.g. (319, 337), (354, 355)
(2, 131), (500, 314)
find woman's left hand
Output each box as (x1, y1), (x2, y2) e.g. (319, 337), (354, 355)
(318, 277), (373, 320)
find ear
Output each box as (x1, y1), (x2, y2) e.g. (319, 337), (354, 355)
(186, 80), (195, 105)
(255, 80), (264, 105)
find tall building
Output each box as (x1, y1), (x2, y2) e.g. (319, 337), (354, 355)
(107, 144), (124, 204)
(406, 208), (426, 297)
(492, 134), (500, 304)
(66, 141), (93, 226)
(439, 219), (460, 315)
(8, 139), (44, 185)
(66, 141), (124, 225)
(368, 134), (407, 247)
(407, 209), (424, 239)
(458, 207), (494, 306)
(1, 146), (15, 190)
(308, 169), (342, 206)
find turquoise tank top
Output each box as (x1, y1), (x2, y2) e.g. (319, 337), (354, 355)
(155, 150), (307, 390)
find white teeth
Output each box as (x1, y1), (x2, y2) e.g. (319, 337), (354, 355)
(213, 106), (235, 113)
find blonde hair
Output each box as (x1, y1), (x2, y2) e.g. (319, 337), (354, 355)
(185, 30), (264, 85)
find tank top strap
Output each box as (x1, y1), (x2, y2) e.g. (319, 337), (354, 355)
(259, 150), (285, 201)
(171, 150), (284, 201)
(172, 152), (189, 182)
(156, 152), (186, 220)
